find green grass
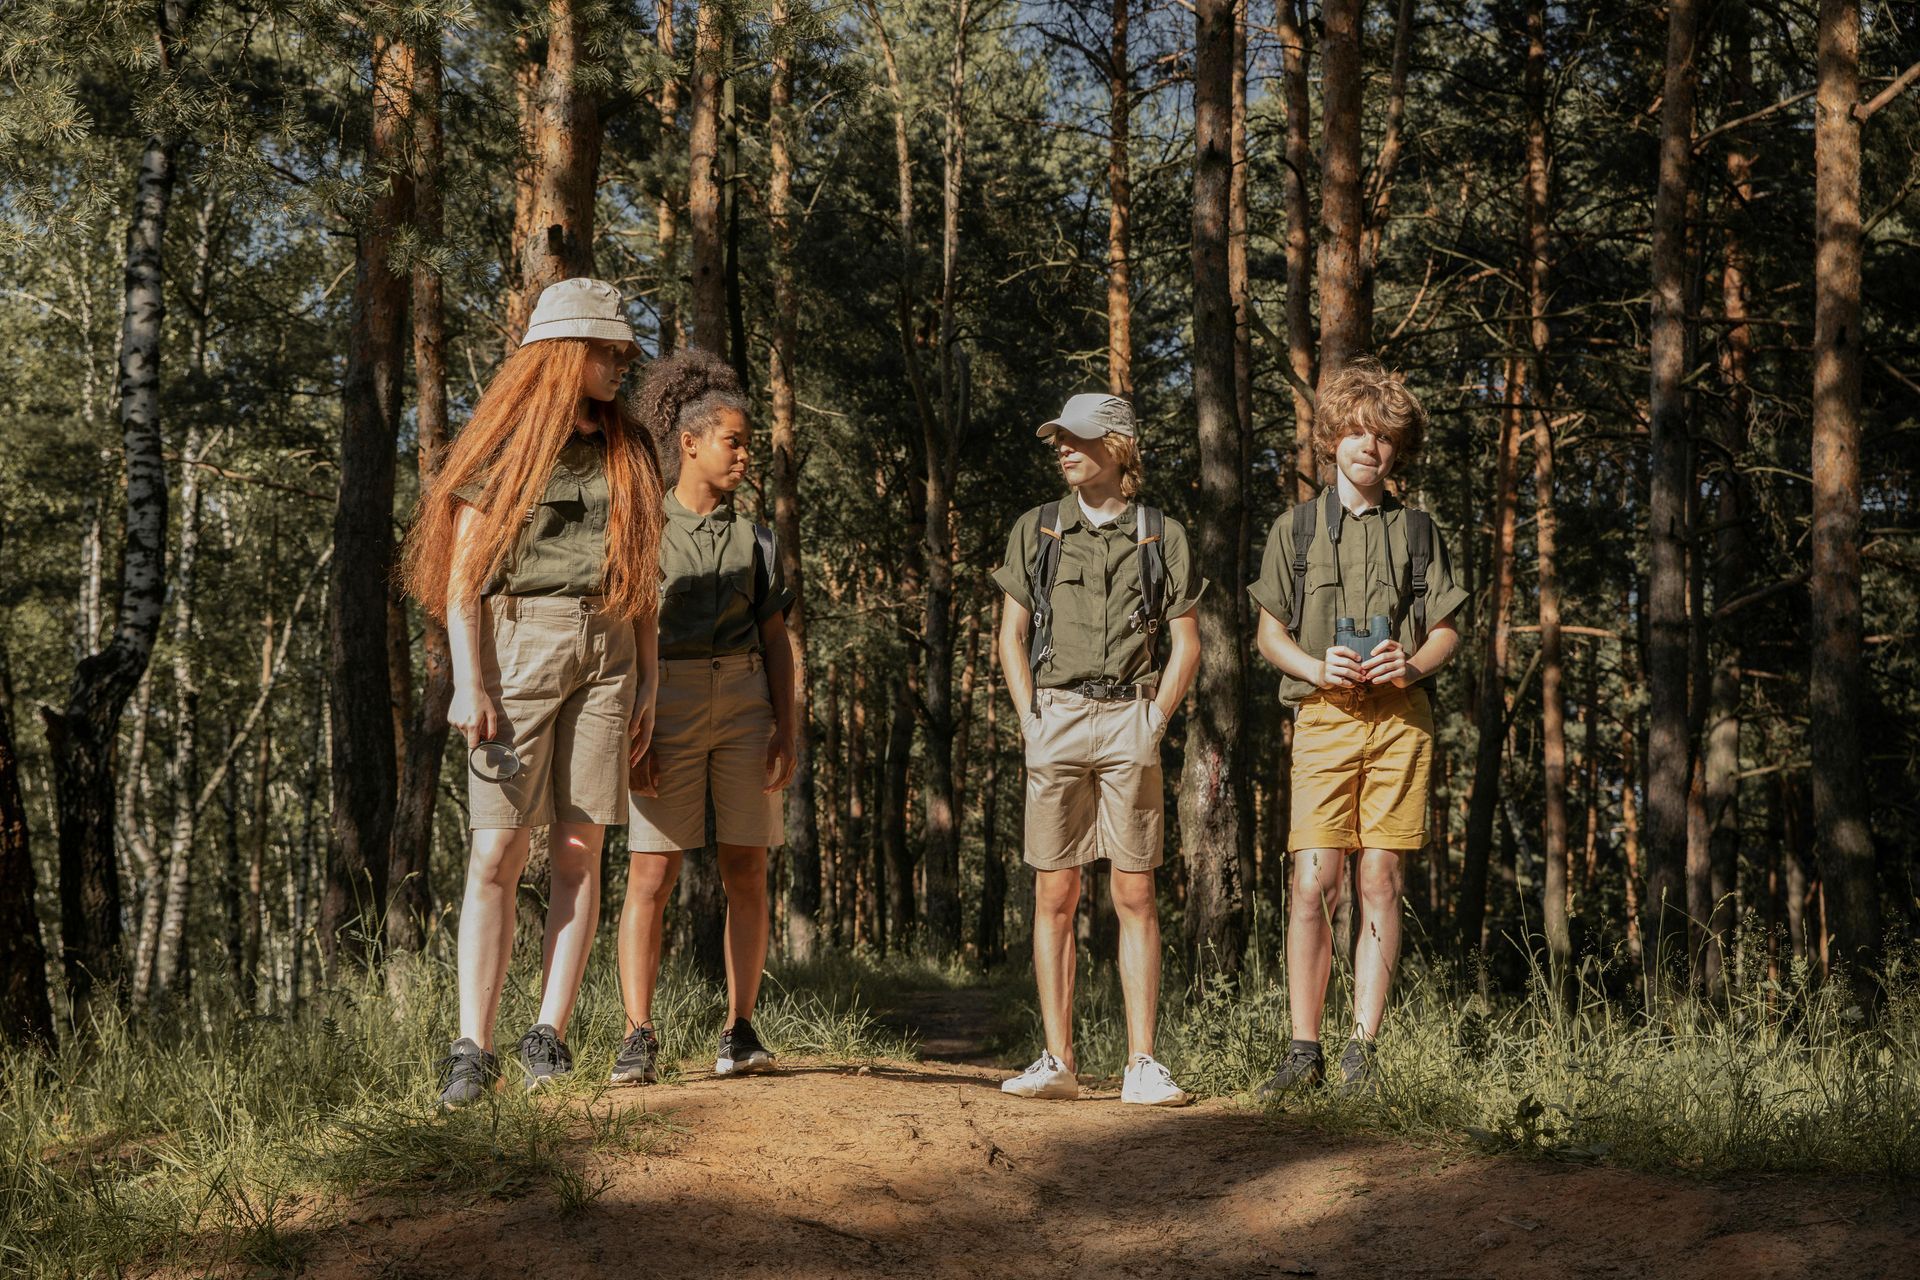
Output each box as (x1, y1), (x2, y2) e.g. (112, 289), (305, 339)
(0, 948), (908, 1280)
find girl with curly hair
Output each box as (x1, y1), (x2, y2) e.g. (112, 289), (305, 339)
(608, 347), (798, 1086)
(401, 279), (664, 1108)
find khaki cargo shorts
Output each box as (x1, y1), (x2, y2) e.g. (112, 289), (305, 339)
(469, 595), (637, 829)
(1022, 686), (1167, 872)
(628, 652), (785, 852)
(1288, 683), (1434, 852)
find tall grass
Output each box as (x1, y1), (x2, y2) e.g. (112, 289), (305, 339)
(1012, 942), (1920, 1178)
(0, 949), (908, 1279)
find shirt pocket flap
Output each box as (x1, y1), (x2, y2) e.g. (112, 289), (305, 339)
(538, 476), (587, 513)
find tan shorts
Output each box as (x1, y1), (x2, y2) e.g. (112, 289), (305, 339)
(627, 652), (785, 852)
(1288, 684), (1434, 852)
(469, 595), (637, 829)
(1022, 687), (1167, 872)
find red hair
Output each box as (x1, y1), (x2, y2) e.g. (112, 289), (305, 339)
(402, 339), (664, 622)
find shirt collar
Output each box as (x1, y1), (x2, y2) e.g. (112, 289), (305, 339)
(1057, 490), (1136, 534)
(1329, 487), (1403, 520)
(665, 489), (736, 528)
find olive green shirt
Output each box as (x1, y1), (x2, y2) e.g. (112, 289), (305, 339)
(1249, 490), (1469, 707)
(455, 434), (610, 597)
(992, 494), (1208, 688)
(657, 490), (794, 659)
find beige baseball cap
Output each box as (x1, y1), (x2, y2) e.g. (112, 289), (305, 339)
(1038, 392), (1136, 440)
(521, 278), (639, 349)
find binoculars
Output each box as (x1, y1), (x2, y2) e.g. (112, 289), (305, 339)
(1336, 614), (1395, 662)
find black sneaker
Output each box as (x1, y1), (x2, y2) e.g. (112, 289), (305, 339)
(1253, 1043), (1325, 1102)
(610, 1023), (661, 1085)
(1337, 1036), (1379, 1097)
(715, 1018), (774, 1076)
(518, 1023), (574, 1091)
(438, 1037), (500, 1110)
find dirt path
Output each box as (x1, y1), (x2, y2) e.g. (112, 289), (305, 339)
(291, 1014), (1920, 1280)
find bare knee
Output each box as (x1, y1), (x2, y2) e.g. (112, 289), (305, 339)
(1034, 870), (1081, 924)
(626, 854), (680, 910)
(468, 835), (528, 892)
(1290, 849), (1344, 919)
(717, 846), (768, 901)
(1357, 856), (1403, 914)
(1109, 871), (1157, 919)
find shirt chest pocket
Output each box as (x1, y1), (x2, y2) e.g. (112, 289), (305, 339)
(1299, 560), (1343, 650)
(1048, 554), (1101, 645)
(528, 478), (586, 542)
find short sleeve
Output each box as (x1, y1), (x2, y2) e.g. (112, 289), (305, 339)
(756, 528), (797, 622)
(991, 510), (1038, 610)
(1159, 516), (1209, 619)
(1424, 518), (1469, 629)
(1248, 512), (1293, 627)
(453, 477), (488, 506)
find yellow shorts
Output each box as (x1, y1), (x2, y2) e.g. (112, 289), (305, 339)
(1288, 684), (1434, 852)
(627, 653), (785, 852)
(1022, 687), (1167, 873)
(469, 595), (637, 829)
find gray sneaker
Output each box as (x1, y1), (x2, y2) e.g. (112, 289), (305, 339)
(1254, 1042), (1325, 1102)
(610, 1023), (661, 1085)
(518, 1023), (574, 1091)
(438, 1038), (499, 1110)
(1337, 1036), (1379, 1096)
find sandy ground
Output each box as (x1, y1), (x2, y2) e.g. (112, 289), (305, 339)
(268, 995), (1920, 1280)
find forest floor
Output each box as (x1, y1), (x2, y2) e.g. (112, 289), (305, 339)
(179, 985), (1920, 1280)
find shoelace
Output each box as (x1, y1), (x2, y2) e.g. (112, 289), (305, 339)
(439, 1047), (494, 1083)
(1133, 1057), (1177, 1087)
(521, 1028), (561, 1071)
(1024, 1053), (1062, 1078)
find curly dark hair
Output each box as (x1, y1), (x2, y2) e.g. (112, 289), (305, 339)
(634, 347), (748, 482)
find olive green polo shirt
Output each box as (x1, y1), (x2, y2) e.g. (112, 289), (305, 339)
(992, 494), (1208, 688)
(1249, 489), (1469, 706)
(657, 490), (794, 659)
(455, 433), (610, 597)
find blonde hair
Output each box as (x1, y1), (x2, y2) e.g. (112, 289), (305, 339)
(1106, 432), (1144, 499)
(1311, 357), (1428, 468)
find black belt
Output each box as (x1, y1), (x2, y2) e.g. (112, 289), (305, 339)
(1064, 680), (1150, 701)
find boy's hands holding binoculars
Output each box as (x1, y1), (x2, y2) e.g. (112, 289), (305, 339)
(1318, 645), (1367, 689)
(1318, 641), (1418, 689)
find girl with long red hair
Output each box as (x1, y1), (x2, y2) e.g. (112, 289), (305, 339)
(402, 279), (664, 1108)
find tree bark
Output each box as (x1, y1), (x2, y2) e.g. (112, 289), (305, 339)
(1458, 358), (1524, 963)
(1360, 0), (1413, 324)
(516, 0), (601, 329)
(1107, 0), (1133, 397)
(769, 0), (821, 959)
(1524, 0), (1570, 990)
(1279, 0), (1315, 498)
(1317, 0), (1367, 376)
(1180, 0), (1249, 974)
(0, 546), (55, 1048)
(46, 3), (195, 1015)
(323, 28), (414, 974)
(390, 30), (451, 957)
(654, 0), (681, 350)
(1810, 0), (1881, 1000)
(687, 0), (727, 354)
(1644, 0), (1701, 995)
(882, 673), (916, 948)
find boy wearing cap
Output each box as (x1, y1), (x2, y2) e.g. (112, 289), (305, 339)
(1248, 359), (1468, 1098)
(992, 393), (1206, 1107)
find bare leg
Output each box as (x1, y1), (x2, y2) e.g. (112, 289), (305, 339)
(716, 843), (769, 1023)
(617, 850), (683, 1029)
(534, 821), (606, 1037)
(1286, 848), (1347, 1044)
(1032, 867), (1082, 1071)
(1109, 868), (1161, 1059)
(457, 826), (533, 1049)
(1350, 848), (1407, 1040)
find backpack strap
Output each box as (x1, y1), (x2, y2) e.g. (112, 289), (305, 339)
(1129, 505), (1168, 669)
(1287, 494), (1318, 635)
(1026, 502), (1065, 714)
(1405, 508), (1433, 646)
(751, 522), (778, 611)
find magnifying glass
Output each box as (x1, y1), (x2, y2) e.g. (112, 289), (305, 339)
(469, 739), (524, 782)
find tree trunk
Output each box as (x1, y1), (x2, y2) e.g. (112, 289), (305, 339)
(1179, 0), (1249, 975)
(151, 418), (206, 999)
(0, 557), (55, 1048)
(1316, 0), (1367, 375)
(1810, 0), (1880, 1000)
(882, 674), (915, 949)
(1279, 0), (1315, 498)
(390, 31), (452, 957)
(47, 4), (191, 1011)
(1524, 0), (1570, 990)
(518, 0), (602, 324)
(1458, 358), (1523, 963)
(654, 0), (681, 350)
(323, 28), (414, 974)
(1107, 0), (1133, 397)
(1360, 0), (1413, 323)
(769, 0), (821, 959)
(687, 0), (726, 354)
(849, 668), (873, 947)
(978, 649), (1006, 966)
(1644, 0), (1701, 995)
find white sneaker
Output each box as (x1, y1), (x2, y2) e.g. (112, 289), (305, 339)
(1001, 1051), (1079, 1100)
(1121, 1054), (1192, 1106)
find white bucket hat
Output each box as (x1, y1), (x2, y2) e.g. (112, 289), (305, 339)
(1039, 392), (1136, 441)
(521, 278), (639, 349)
